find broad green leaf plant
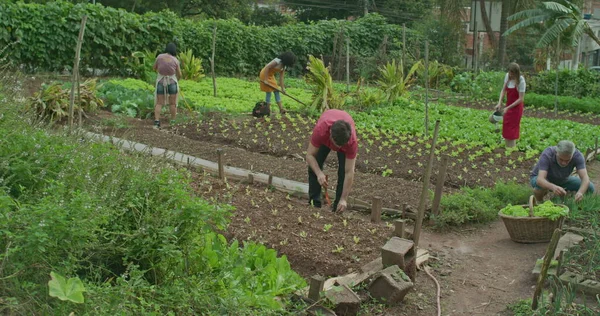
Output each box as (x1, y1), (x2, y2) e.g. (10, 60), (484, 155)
(48, 272), (86, 304)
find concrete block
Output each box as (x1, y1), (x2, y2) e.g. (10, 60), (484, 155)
(324, 284), (361, 316)
(381, 237), (415, 270)
(368, 265), (414, 305)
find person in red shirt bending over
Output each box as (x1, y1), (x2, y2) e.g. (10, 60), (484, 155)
(306, 109), (358, 213)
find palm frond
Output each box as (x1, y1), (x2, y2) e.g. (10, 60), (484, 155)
(508, 8), (545, 21)
(539, 1), (572, 14)
(566, 19), (586, 47)
(537, 18), (573, 47)
(504, 14), (553, 36)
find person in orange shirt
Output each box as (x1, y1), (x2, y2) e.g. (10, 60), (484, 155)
(259, 51), (296, 115)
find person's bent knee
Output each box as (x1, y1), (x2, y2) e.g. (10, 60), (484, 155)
(587, 182), (595, 194)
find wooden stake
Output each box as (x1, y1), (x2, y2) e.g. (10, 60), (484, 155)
(413, 120), (441, 248)
(68, 15), (87, 132)
(308, 275), (325, 302)
(217, 148), (224, 180)
(424, 41), (429, 137)
(371, 196), (382, 223)
(268, 174), (273, 186)
(210, 26), (217, 97)
(595, 136), (598, 154)
(431, 155), (449, 216)
(77, 71), (82, 127)
(247, 173), (254, 184)
(346, 36), (350, 93)
(394, 219), (406, 238)
(532, 229), (562, 310)
(402, 23), (406, 70)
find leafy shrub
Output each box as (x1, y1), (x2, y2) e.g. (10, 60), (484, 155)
(26, 79), (104, 121)
(528, 69), (600, 98)
(435, 181), (533, 228)
(0, 2), (426, 77)
(0, 99), (305, 314)
(179, 49), (205, 81)
(435, 187), (501, 228)
(524, 93), (600, 114)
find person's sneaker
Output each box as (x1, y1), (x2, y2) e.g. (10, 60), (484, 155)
(153, 120), (161, 129)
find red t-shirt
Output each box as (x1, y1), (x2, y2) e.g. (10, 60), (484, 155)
(310, 110), (358, 159)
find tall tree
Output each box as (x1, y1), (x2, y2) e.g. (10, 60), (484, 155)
(497, 0), (537, 66)
(504, 0), (600, 69)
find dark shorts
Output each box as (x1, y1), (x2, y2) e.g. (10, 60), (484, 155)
(156, 82), (178, 95)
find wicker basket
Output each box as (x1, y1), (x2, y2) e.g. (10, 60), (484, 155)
(499, 195), (568, 243)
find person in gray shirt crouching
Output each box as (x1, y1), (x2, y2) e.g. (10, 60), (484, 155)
(530, 140), (595, 202)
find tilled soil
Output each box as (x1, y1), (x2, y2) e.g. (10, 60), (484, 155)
(82, 111), (600, 315)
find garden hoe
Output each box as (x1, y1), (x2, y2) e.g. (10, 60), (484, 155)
(261, 80), (308, 107)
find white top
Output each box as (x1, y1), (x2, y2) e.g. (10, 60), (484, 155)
(272, 57), (284, 70)
(504, 73), (526, 92)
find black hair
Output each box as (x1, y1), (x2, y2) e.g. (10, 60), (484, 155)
(277, 51), (297, 68)
(165, 42), (177, 56)
(331, 120), (352, 146)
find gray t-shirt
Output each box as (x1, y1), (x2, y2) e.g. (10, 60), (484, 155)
(531, 146), (586, 184)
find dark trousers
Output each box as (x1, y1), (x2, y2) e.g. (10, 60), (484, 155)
(308, 145), (346, 211)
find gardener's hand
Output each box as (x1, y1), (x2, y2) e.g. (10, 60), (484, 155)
(575, 192), (584, 202)
(317, 171), (328, 187)
(336, 199), (347, 213)
(494, 103), (501, 111)
(552, 185), (567, 196)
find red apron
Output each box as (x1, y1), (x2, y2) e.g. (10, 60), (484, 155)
(502, 84), (524, 140)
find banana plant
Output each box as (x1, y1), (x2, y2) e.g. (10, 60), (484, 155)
(179, 49), (205, 81)
(377, 59), (419, 104)
(305, 55), (345, 112)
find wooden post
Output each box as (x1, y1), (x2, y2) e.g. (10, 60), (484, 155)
(431, 155), (449, 216)
(413, 120), (441, 248)
(371, 196), (382, 223)
(402, 202), (408, 219)
(595, 136), (598, 154)
(268, 174), (273, 186)
(68, 15), (88, 132)
(424, 41), (429, 137)
(554, 36), (560, 117)
(532, 229), (562, 310)
(394, 219), (406, 238)
(308, 275), (325, 302)
(402, 23), (406, 70)
(247, 173), (254, 184)
(77, 71), (82, 127)
(217, 148), (224, 180)
(210, 26), (217, 97)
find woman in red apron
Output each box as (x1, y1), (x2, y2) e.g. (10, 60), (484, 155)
(495, 63), (525, 148)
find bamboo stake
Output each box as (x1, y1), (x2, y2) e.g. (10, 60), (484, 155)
(210, 26), (217, 97)
(413, 120), (441, 248)
(346, 35), (350, 93)
(431, 155), (449, 216)
(68, 15), (87, 132)
(532, 229), (562, 310)
(424, 41), (429, 137)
